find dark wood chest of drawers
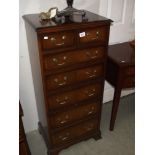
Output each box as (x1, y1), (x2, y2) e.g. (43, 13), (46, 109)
(23, 11), (112, 155)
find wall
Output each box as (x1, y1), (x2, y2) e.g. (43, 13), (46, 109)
(20, 0), (134, 133)
(19, 0), (100, 133)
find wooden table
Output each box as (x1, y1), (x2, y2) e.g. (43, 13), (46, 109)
(106, 42), (135, 131)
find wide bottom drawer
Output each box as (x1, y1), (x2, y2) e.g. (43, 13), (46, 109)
(51, 118), (99, 145)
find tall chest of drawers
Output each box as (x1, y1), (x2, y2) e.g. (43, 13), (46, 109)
(23, 11), (112, 155)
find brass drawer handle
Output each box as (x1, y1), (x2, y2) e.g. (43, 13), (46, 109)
(57, 115), (69, 124)
(59, 132), (70, 141)
(85, 124), (94, 131)
(55, 35), (66, 46)
(50, 37), (65, 46)
(54, 76), (68, 86)
(60, 120), (67, 124)
(91, 37), (98, 40)
(56, 96), (69, 105)
(86, 50), (99, 59)
(52, 56), (67, 66)
(91, 31), (99, 40)
(85, 88), (96, 97)
(86, 70), (97, 78)
(56, 42), (65, 46)
(85, 106), (95, 115)
(61, 137), (68, 141)
(51, 37), (56, 41)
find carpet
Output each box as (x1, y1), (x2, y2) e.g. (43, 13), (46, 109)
(26, 93), (135, 155)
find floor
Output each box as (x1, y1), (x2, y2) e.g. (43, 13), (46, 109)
(26, 94), (135, 155)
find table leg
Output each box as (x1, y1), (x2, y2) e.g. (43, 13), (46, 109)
(110, 86), (122, 131)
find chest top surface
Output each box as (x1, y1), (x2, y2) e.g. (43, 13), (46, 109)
(23, 10), (112, 31)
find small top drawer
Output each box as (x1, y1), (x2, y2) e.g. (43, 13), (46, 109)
(78, 26), (108, 46)
(41, 31), (75, 50)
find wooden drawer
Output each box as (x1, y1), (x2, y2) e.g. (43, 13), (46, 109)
(44, 47), (105, 71)
(124, 66), (135, 76)
(78, 27), (108, 45)
(48, 83), (102, 109)
(50, 102), (100, 128)
(123, 76), (135, 88)
(52, 118), (98, 145)
(46, 65), (103, 91)
(41, 31), (75, 50)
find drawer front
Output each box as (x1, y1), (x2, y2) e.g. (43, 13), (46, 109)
(50, 102), (100, 127)
(44, 47), (105, 71)
(52, 118), (98, 145)
(123, 76), (135, 88)
(124, 66), (135, 76)
(78, 27), (108, 45)
(46, 65), (103, 90)
(42, 31), (75, 50)
(48, 83), (102, 109)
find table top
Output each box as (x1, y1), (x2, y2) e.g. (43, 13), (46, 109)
(23, 10), (112, 30)
(108, 42), (135, 66)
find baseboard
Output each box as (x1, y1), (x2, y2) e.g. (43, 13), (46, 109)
(103, 87), (135, 103)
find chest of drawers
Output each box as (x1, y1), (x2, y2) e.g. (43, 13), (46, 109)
(23, 11), (112, 155)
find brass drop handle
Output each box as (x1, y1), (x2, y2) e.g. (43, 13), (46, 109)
(57, 115), (69, 124)
(85, 124), (94, 131)
(54, 76), (68, 86)
(52, 56), (67, 66)
(51, 35), (66, 46)
(56, 42), (65, 46)
(91, 31), (100, 40)
(56, 96), (69, 105)
(85, 88), (96, 97)
(87, 106), (95, 115)
(86, 69), (97, 78)
(51, 37), (56, 41)
(86, 50), (99, 59)
(59, 132), (70, 141)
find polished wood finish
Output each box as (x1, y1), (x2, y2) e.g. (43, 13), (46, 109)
(105, 42), (135, 131)
(24, 10), (112, 155)
(19, 103), (31, 155)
